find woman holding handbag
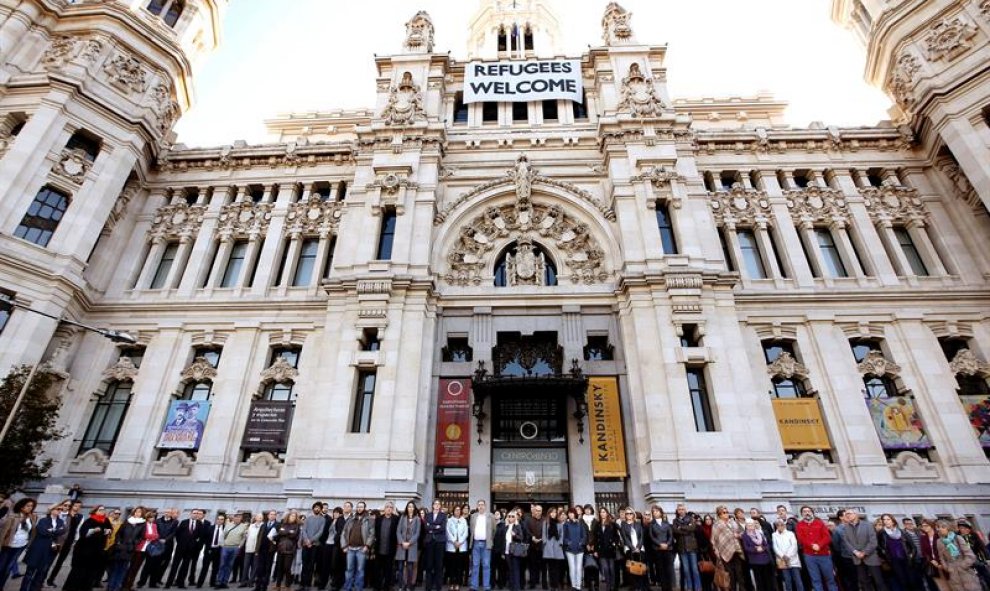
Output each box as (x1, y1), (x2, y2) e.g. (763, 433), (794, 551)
(711, 506), (744, 591)
(771, 520), (803, 591)
(935, 520), (981, 591)
(741, 519), (774, 591)
(919, 520), (948, 591)
(543, 509), (565, 591)
(504, 512), (529, 591)
(619, 508), (648, 591)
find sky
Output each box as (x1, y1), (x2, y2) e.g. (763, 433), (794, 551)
(172, 0), (893, 148)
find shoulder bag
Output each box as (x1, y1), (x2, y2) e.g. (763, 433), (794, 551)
(509, 541), (530, 558)
(714, 560), (731, 591)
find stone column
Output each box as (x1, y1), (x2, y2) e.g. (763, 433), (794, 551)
(833, 170), (899, 285)
(203, 234), (234, 290)
(163, 236), (193, 290)
(753, 223), (784, 284)
(797, 223), (825, 279)
(277, 232), (303, 288)
(906, 221), (947, 277)
(250, 185), (294, 294)
(135, 238), (167, 291)
(176, 190), (224, 296)
(236, 235), (263, 290)
(761, 172), (814, 286)
(876, 222), (914, 280)
(939, 117), (990, 214)
(468, 308), (494, 504)
(831, 223), (866, 279)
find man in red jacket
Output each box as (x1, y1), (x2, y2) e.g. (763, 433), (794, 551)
(795, 507), (838, 591)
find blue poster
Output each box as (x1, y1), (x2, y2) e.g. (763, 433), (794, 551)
(157, 399), (211, 450)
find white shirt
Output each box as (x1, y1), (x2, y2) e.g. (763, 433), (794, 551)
(474, 513), (488, 541)
(629, 525), (638, 550)
(772, 530), (801, 568)
(246, 523), (261, 553)
(11, 518), (31, 548)
(504, 523), (514, 555)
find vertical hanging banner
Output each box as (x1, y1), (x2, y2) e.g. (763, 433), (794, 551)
(865, 396), (932, 449)
(157, 400), (211, 450)
(464, 59), (583, 103)
(960, 395), (990, 448)
(435, 379), (472, 474)
(241, 400), (294, 451)
(771, 399), (832, 451)
(588, 377), (628, 478)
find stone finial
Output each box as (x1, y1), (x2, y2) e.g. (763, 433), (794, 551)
(602, 2), (634, 46)
(403, 10), (435, 53)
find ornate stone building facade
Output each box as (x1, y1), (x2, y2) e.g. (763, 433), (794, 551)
(1, 0), (989, 523)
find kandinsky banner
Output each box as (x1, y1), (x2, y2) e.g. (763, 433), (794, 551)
(435, 379), (472, 468)
(771, 398), (832, 451)
(865, 396), (932, 450)
(588, 377), (628, 478)
(464, 59), (583, 104)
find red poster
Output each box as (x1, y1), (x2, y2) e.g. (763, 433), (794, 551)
(435, 379), (471, 467)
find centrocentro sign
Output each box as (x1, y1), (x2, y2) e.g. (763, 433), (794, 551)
(464, 59), (583, 104)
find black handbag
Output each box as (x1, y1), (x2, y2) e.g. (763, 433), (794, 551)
(509, 542), (530, 558)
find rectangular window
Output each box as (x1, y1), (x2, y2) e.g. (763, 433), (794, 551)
(376, 209), (397, 260)
(249, 185), (265, 203)
(763, 340), (806, 398)
(541, 99), (558, 122)
(482, 102), (499, 124)
(686, 368), (716, 432)
(79, 380), (133, 455)
(453, 92), (469, 124)
(351, 371), (377, 433)
(292, 238), (319, 286)
(337, 181), (347, 201)
(572, 93), (588, 121)
(14, 186), (70, 247)
(894, 227), (928, 276)
(220, 240), (248, 288)
(360, 328), (381, 352)
(849, 338), (881, 363)
(679, 324), (701, 347)
(737, 229), (767, 279)
(655, 201), (678, 255)
(815, 228), (848, 277)
(512, 101), (528, 123)
(150, 241), (180, 289)
(66, 131), (101, 162)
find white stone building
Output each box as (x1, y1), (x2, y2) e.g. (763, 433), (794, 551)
(1, 0), (989, 524)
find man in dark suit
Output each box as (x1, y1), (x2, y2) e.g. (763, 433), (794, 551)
(167, 509), (208, 589)
(46, 499), (83, 586)
(373, 502), (399, 591)
(141, 508), (180, 588)
(423, 500), (447, 591)
(253, 510), (279, 591)
(198, 513), (226, 588)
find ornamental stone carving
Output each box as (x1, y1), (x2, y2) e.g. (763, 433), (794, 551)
(618, 63), (665, 118)
(936, 158), (980, 211)
(980, 0), (990, 22)
(51, 148), (92, 184)
(102, 356), (139, 382)
(42, 35), (77, 69)
(180, 356), (217, 382)
(790, 452), (838, 480)
(633, 165), (683, 207)
(285, 194), (343, 235)
(923, 16), (977, 61)
(150, 202), (207, 240)
(857, 350), (901, 378)
(888, 51), (921, 114)
(80, 37), (104, 63)
(149, 83), (180, 136)
(860, 180), (927, 225)
(949, 349), (990, 377)
(151, 450), (193, 477)
(890, 450), (939, 480)
(367, 172), (417, 196)
(239, 451), (282, 479)
(260, 357), (299, 385)
(105, 181), (138, 232)
(509, 154), (536, 208)
(505, 236), (548, 286)
(767, 352), (809, 381)
(602, 2), (634, 46)
(381, 72), (425, 126)
(67, 449), (109, 475)
(709, 183), (772, 227)
(103, 52), (147, 94)
(403, 10), (435, 53)
(785, 186), (849, 226)
(445, 199), (607, 286)
(218, 201), (272, 238)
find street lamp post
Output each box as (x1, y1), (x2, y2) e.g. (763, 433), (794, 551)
(0, 292), (137, 447)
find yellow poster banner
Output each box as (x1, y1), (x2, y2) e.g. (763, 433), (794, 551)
(588, 377), (628, 478)
(772, 398), (832, 451)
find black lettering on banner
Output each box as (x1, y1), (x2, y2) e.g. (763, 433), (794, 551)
(561, 62), (572, 73)
(470, 81), (495, 94)
(550, 62), (562, 73)
(474, 64), (487, 76)
(517, 80), (532, 93)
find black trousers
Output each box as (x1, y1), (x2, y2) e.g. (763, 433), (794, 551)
(650, 551), (674, 591)
(254, 550), (275, 591)
(198, 547), (222, 587)
(167, 549), (202, 587)
(376, 554), (395, 591)
(141, 542), (175, 586)
(301, 546), (320, 587)
(424, 541), (446, 591)
(316, 544), (335, 588)
(48, 541), (76, 585)
(527, 546), (546, 589)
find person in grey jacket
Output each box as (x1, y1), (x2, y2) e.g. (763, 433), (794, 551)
(341, 502), (375, 591)
(300, 502), (326, 591)
(396, 502), (421, 591)
(648, 506), (675, 591)
(840, 509), (888, 591)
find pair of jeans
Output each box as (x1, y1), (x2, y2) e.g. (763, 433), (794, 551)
(218, 547), (239, 586)
(342, 549), (367, 591)
(803, 555), (837, 591)
(471, 541), (492, 590)
(0, 546), (27, 590)
(21, 553), (55, 591)
(780, 568), (805, 591)
(680, 552), (701, 591)
(108, 560), (131, 591)
(565, 552), (583, 589)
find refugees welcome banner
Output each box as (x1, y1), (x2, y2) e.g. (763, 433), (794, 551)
(464, 59), (582, 104)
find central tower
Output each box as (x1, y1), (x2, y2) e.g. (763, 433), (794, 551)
(467, 0), (561, 59)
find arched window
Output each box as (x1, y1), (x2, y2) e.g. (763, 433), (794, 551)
(493, 240), (557, 287)
(79, 380), (133, 455)
(146, 0), (184, 27)
(497, 27), (507, 52)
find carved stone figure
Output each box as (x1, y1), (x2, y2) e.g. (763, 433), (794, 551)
(42, 35), (77, 70)
(381, 71), (425, 126)
(150, 82), (180, 136)
(509, 153), (536, 208)
(506, 237), (546, 286)
(767, 352), (809, 380)
(888, 52), (921, 115)
(709, 184), (772, 227)
(602, 2), (634, 46)
(403, 10), (435, 53)
(103, 356), (140, 382)
(103, 52), (148, 93)
(949, 349), (990, 377)
(618, 63), (665, 118)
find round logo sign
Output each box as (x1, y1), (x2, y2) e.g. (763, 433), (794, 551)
(447, 381), (464, 397)
(445, 423), (462, 441)
(519, 421), (539, 440)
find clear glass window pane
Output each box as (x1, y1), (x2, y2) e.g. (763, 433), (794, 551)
(737, 230), (767, 279)
(292, 239), (319, 286)
(815, 228), (848, 277)
(220, 241), (248, 288)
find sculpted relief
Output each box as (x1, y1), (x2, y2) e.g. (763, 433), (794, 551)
(618, 63), (666, 118)
(381, 72), (426, 126)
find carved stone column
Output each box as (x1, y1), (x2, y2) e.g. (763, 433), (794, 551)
(135, 237), (167, 290)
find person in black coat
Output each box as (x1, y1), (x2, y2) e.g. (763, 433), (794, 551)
(648, 507), (675, 591)
(618, 509), (647, 591)
(166, 509), (208, 589)
(21, 505), (67, 591)
(423, 501), (447, 591)
(253, 510), (280, 591)
(63, 506), (114, 591)
(47, 500), (82, 587)
(593, 509), (622, 591)
(197, 514), (225, 588)
(502, 512), (530, 591)
(108, 508), (146, 591)
(141, 508), (179, 588)
(374, 503), (399, 591)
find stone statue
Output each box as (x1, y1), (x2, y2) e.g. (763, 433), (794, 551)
(381, 71), (425, 126)
(602, 2), (634, 46)
(403, 10), (435, 53)
(509, 153), (536, 208)
(618, 62), (665, 118)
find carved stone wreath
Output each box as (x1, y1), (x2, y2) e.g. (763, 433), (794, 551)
(709, 183), (771, 227)
(102, 356), (139, 383)
(217, 201), (273, 238)
(860, 180), (927, 226)
(923, 16), (977, 61)
(857, 350), (901, 378)
(150, 202), (207, 240)
(445, 201), (607, 286)
(785, 187), (849, 227)
(103, 52), (147, 94)
(52, 148), (92, 184)
(285, 194), (343, 236)
(618, 63), (665, 118)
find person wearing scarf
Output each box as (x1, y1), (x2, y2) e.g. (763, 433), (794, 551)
(935, 521), (981, 591)
(876, 514), (916, 591)
(741, 519), (774, 591)
(63, 506), (114, 591)
(108, 508), (146, 591)
(123, 509), (160, 591)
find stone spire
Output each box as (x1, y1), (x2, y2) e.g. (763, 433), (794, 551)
(467, 0), (561, 59)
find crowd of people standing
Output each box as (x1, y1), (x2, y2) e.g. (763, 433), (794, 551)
(1, 495), (988, 591)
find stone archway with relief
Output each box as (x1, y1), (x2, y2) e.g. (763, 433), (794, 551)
(438, 155), (616, 287)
